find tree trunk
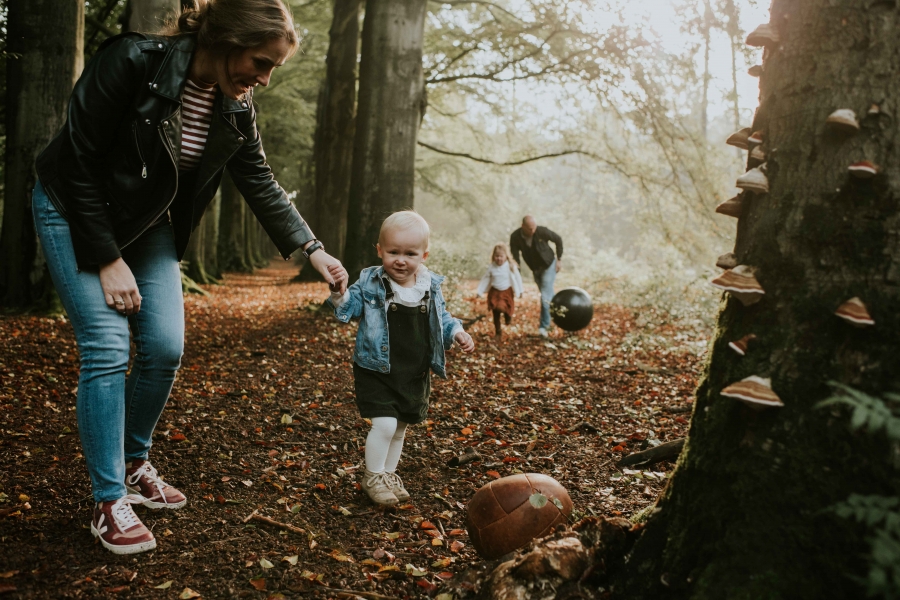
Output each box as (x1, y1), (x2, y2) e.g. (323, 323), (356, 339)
(344, 0), (426, 279)
(124, 0), (180, 33)
(700, 0), (712, 139)
(202, 190), (222, 280)
(298, 0), (361, 281)
(0, 0), (84, 310)
(217, 172), (251, 273)
(613, 0), (900, 597)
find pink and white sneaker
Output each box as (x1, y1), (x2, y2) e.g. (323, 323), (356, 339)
(91, 495), (157, 555)
(125, 459), (187, 510)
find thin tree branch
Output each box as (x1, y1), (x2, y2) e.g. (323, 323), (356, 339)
(428, 0), (525, 23)
(418, 141), (596, 166)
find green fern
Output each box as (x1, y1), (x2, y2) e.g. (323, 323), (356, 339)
(819, 384), (900, 599)
(817, 382), (900, 441)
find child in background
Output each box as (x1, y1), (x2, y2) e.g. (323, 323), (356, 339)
(477, 243), (524, 340)
(329, 211), (475, 506)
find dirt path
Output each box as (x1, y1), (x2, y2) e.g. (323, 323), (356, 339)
(0, 260), (706, 598)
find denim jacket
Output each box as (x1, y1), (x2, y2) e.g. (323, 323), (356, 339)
(329, 266), (462, 378)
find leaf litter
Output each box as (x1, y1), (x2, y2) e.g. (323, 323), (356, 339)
(0, 259), (705, 597)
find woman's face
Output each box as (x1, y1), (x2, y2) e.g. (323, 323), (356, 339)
(218, 37), (292, 100)
(493, 250), (507, 265)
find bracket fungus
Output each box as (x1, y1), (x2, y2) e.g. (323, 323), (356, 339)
(848, 161), (880, 179)
(715, 252), (738, 270)
(710, 265), (765, 306)
(747, 130), (764, 145)
(736, 167), (769, 194)
(825, 109), (859, 134)
(749, 146), (766, 166)
(726, 127), (751, 150)
(746, 24), (780, 47)
(721, 376), (784, 409)
(728, 334), (757, 356)
(867, 103), (880, 116)
(715, 195), (744, 218)
(835, 297), (874, 327)
(748, 65), (763, 77)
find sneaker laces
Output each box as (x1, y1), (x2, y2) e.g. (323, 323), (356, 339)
(127, 461), (167, 500)
(110, 495), (146, 531)
(367, 471), (392, 488)
(387, 472), (404, 489)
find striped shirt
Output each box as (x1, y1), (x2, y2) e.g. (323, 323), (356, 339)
(180, 79), (217, 171)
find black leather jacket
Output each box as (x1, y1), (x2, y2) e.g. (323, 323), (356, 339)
(36, 32), (314, 269)
(510, 225), (563, 272)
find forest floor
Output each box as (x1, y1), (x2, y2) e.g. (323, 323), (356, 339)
(0, 259), (709, 599)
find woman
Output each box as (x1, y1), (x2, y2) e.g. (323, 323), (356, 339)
(33, 0), (347, 555)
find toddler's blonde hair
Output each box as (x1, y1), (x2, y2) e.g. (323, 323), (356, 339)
(491, 242), (518, 271)
(379, 211), (430, 249)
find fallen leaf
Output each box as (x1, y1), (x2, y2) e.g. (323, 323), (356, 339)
(529, 492), (548, 508)
(329, 549), (354, 563)
(180, 588), (201, 599)
(282, 555), (298, 566)
(154, 581), (173, 589)
(249, 577), (266, 591)
(259, 558), (274, 569)
(486, 470), (501, 479)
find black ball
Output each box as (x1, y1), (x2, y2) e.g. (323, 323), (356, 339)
(550, 287), (593, 331)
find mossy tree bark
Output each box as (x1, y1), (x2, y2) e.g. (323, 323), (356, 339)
(217, 172), (252, 273)
(614, 0), (900, 598)
(298, 0), (361, 282)
(0, 0), (83, 310)
(184, 191), (220, 284)
(344, 0), (426, 279)
(123, 0), (180, 33)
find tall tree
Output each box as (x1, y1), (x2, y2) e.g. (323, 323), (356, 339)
(0, 0), (84, 309)
(344, 0), (427, 278)
(123, 0), (179, 33)
(614, 0), (900, 596)
(217, 171), (252, 272)
(297, 0), (360, 281)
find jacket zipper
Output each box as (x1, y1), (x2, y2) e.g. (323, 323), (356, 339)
(132, 122), (148, 179)
(119, 113), (180, 250)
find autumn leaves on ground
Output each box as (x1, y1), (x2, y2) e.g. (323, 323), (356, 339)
(0, 260), (706, 599)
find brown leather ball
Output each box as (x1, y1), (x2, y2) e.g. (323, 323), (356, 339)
(466, 473), (573, 560)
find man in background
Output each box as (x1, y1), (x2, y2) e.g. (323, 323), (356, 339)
(509, 215), (563, 337)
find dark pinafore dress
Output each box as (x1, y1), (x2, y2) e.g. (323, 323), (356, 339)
(352, 277), (432, 424)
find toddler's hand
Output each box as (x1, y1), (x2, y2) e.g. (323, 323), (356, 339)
(455, 331), (475, 353)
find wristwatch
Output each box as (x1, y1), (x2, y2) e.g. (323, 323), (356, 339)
(302, 240), (324, 259)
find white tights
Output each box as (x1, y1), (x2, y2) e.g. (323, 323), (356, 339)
(365, 417), (408, 473)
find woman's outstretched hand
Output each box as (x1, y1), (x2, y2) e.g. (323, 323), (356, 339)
(309, 250), (348, 294)
(99, 258), (141, 316)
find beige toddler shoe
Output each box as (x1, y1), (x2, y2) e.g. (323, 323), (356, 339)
(386, 472), (410, 502)
(361, 470), (398, 506)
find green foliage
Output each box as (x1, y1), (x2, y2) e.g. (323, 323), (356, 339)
(252, 0), (330, 216)
(818, 383), (900, 440)
(819, 384), (900, 599)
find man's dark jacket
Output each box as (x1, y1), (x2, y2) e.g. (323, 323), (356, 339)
(36, 32), (314, 269)
(509, 225), (563, 272)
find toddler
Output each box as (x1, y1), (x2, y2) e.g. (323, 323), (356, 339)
(477, 243), (523, 339)
(329, 211), (475, 506)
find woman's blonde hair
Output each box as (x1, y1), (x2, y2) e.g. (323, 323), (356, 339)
(379, 211), (430, 249)
(167, 0), (299, 57)
(491, 243), (518, 271)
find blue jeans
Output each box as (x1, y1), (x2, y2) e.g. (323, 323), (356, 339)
(32, 181), (184, 502)
(533, 259), (557, 330)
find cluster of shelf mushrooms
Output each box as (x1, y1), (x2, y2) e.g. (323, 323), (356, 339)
(709, 23), (876, 411)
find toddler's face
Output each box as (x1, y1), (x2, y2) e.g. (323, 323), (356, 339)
(377, 228), (429, 286)
(493, 250), (507, 265)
